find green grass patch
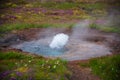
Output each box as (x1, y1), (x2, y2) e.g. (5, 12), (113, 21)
(0, 22), (74, 33)
(0, 51), (32, 60)
(27, 2), (106, 10)
(100, 27), (120, 33)
(89, 23), (120, 33)
(0, 0), (28, 8)
(90, 55), (120, 80)
(31, 2), (78, 9)
(0, 23), (51, 33)
(80, 3), (107, 10)
(0, 51), (70, 80)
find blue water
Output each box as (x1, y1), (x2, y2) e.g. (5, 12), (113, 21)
(19, 43), (67, 57)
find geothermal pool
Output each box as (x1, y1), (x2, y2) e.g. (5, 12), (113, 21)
(12, 20), (112, 61)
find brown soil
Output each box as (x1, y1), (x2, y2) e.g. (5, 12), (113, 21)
(67, 60), (101, 80)
(13, 28), (43, 40)
(0, 28), (43, 49)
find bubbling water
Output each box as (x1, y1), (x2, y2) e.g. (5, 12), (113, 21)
(49, 33), (69, 49)
(11, 20), (112, 61)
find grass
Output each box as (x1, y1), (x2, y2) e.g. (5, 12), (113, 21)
(27, 2), (107, 10)
(0, 51), (70, 80)
(1, 52), (120, 80)
(89, 23), (120, 33)
(0, 1), (119, 80)
(90, 55), (120, 80)
(0, 51), (29, 60)
(79, 55), (120, 80)
(39, 2), (78, 9)
(0, 1), (107, 10)
(1, 1), (107, 10)
(0, 2), (108, 31)
(0, 22), (74, 33)
(0, 23), (51, 33)
(0, 0), (27, 8)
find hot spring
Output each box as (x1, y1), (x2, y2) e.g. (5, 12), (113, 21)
(12, 20), (112, 61)
(13, 33), (69, 57)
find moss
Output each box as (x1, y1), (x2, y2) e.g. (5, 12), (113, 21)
(90, 55), (120, 80)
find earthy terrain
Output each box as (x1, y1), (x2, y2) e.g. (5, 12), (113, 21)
(0, 0), (120, 80)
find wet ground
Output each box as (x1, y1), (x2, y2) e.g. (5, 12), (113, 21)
(1, 20), (117, 61)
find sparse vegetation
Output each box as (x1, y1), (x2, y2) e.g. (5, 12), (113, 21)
(0, 23), (74, 33)
(79, 62), (90, 68)
(0, 51), (70, 80)
(0, 0), (120, 80)
(39, 2), (105, 9)
(78, 55), (120, 80)
(89, 23), (120, 33)
(0, 51), (29, 60)
(90, 55), (120, 80)
(0, 23), (51, 33)
(26, 2), (107, 10)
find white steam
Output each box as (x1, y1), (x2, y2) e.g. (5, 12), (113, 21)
(49, 33), (69, 49)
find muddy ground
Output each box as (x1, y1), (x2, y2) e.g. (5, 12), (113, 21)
(0, 23), (120, 54)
